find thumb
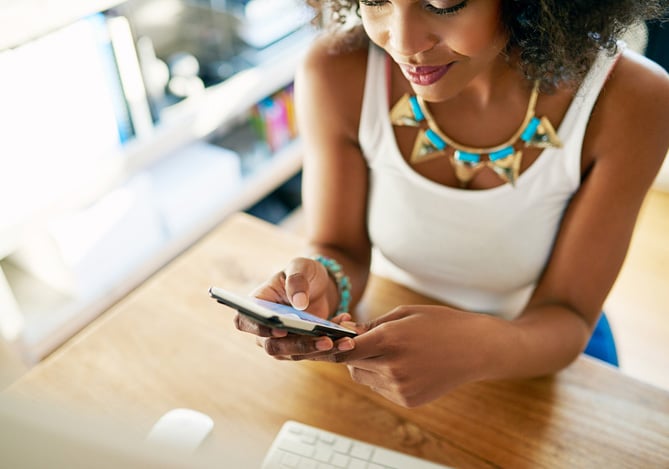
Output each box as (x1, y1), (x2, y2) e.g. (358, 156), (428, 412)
(283, 257), (315, 310)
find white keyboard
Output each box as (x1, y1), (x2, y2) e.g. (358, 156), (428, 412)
(262, 420), (451, 469)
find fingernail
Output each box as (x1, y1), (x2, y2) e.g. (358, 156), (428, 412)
(315, 338), (332, 351)
(292, 292), (308, 310)
(337, 339), (354, 351)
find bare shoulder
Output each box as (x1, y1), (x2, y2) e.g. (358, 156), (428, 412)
(608, 48), (669, 114)
(300, 33), (369, 79)
(295, 33), (370, 138)
(585, 48), (669, 181)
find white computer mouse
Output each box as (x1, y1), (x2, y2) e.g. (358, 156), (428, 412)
(146, 408), (214, 452)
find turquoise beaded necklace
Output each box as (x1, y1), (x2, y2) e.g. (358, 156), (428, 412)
(389, 81), (563, 187)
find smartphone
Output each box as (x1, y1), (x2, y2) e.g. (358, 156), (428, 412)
(208, 286), (357, 339)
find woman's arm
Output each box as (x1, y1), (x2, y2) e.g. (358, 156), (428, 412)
(492, 51), (669, 379)
(291, 36), (373, 315)
(235, 37), (373, 351)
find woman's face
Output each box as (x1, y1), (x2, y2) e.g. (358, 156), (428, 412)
(359, 0), (508, 101)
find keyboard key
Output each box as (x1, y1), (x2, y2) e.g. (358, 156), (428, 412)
(332, 437), (351, 454)
(298, 459), (317, 469)
(319, 432), (336, 444)
(372, 446), (445, 468)
(278, 439), (316, 458)
(301, 430), (318, 445)
(314, 446), (332, 463)
(350, 442), (373, 460)
(348, 459), (368, 469)
(280, 451), (300, 467)
(331, 453), (350, 467)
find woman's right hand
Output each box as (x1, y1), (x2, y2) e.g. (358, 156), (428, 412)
(233, 256), (356, 358)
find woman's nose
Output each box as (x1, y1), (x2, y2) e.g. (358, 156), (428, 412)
(387, 10), (436, 58)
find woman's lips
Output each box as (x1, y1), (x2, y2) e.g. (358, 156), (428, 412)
(400, 63), (453, 86)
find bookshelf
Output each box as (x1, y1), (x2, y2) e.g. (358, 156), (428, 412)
(0, 0), (315, 363)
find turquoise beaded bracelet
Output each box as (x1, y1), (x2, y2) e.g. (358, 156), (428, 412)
(312, 255), (351, 318)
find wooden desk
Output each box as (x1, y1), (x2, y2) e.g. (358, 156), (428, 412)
(6, 213), (669, 467)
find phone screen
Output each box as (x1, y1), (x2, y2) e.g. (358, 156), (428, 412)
(252, 298), (344, 328)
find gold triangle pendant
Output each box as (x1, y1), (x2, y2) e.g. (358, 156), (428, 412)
(451, 151), (484, 187)
(486, 149), (523, 186)
(390, 94), (424, 127)
(525, 116), (562, 149)
(411, 128), (447, 163)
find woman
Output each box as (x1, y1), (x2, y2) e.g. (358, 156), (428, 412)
(235, 0), (669, 407)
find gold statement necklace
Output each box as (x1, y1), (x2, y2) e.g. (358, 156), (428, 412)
(389, 81), (563, 187)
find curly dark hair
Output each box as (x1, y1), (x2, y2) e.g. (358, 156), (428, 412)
(306, 0), (668, 90)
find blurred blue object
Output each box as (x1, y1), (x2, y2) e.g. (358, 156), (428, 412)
(584, 313), (619, 367)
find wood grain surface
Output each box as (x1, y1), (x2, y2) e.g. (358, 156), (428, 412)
(6, 213), (669, 468)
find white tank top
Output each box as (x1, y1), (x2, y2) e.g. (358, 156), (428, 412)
(360, 45), (622, 319)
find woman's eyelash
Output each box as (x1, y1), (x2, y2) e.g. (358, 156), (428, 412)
(359, 1), (469, 16)
(426, 1), (468, 16)
(359, 0), (387, 7)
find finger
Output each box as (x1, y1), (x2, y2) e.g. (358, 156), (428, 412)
(330, 315), (367, 335)
(263, 335), (334, 357)
(347, 365), (383, 388)
(255, 337), (292, 360)
(366, 305), (413, 328)
(335, 336), (356, 352)
(283, 258), (316, 310)
(307, 337), (356, 362)
(234, 313), (275, 337)
(330, 313), (352, 324)
(339, 321), (367, 335)
(263, 331), (356, 362)
(342, 356), (385, 372)
(347, 366), (399, 405)
(333, 311), (416, 361)
(332, 328), (387, 362)
(250, 271), (289, 304)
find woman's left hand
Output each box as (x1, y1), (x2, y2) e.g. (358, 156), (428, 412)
(326, 305), (510, 407)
